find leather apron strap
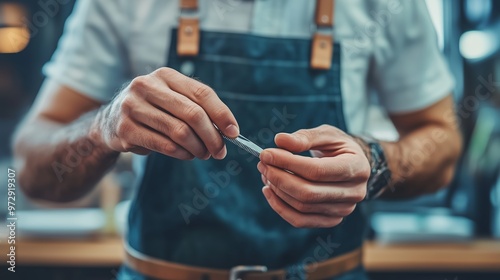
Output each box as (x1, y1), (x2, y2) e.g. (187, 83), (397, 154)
(311, 0), (335, 70)
(177, 0), (199, 56)
(176, 0), (335, 70)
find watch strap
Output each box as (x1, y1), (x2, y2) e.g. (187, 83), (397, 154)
(354, 136), (392, 200)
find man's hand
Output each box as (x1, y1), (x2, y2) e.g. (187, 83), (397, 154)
(94, 67), (240, 160)
(257, 125), (370, 228)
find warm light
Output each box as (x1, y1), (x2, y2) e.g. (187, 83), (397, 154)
(0, 3), (29, 53)
(0, 27), (30, 53)
(1, 3), (27, 26)
(459, 30), (497, 60)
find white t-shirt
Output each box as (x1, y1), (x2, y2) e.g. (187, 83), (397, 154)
(43, 0), (454, 135)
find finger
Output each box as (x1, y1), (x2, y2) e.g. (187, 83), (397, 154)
(126, 75), (221, 157)
(267, 181), (356, 216)
(257, 162), (360, 203)
(260, 148), (368, 182)
(154, 68), (240, 138)
(262, 186), (344, 228)
(123, 121), (194, 160)
(144, 85), (227, 159)
(274, 125), (347, 153)
(127, 147), (151, 155)
(261, 173), (268, 186)
(131, 103), (209, 159)
(264, 170), (358, 216)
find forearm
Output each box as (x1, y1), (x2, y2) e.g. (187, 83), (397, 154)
(13, 109), (120, 202)
(379, 124), (462, 198)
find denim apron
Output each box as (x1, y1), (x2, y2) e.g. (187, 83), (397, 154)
(120, 25), (368, 280)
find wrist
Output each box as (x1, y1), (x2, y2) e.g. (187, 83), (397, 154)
(88, 107), (121, 157)
(352, 136), (371, 164)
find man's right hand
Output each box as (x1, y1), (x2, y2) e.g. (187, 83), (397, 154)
(93, 67), (240, 160)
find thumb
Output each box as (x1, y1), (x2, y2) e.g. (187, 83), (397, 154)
(275, 125), (345, 153)
(274, 132), (309, 153)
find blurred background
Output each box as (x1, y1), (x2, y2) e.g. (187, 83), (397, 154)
(0, 0), (499, 279)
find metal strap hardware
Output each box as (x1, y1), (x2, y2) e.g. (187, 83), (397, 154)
(229, 266), (268, 280)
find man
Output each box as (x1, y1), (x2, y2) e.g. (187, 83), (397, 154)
(13, 0), (462, 279)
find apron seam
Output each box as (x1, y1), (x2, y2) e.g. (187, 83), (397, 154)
(217, 90), (341, 102)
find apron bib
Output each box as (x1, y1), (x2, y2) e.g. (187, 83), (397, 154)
(122, 1), (367, 279)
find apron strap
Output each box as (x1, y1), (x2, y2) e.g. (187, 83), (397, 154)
(177, 0), (200, 56)
(315, 0), (335, 27)
(175, 0), (336, 70)
(311, 0), (335, 70)
(180, 0), (198, 9)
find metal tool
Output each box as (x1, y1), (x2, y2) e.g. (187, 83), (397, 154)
(215, 125), (263, 158)
(221, 133), (263, 158)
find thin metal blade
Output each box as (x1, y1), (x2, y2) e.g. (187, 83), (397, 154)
(221, 134), (263, 158)
(213, 124), (263, 158)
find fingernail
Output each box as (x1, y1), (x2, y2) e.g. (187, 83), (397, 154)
(214, 147), (227, 160)
(257, 162), (267, 173)
(225, 124), (239, 137)
(202, 153), (211, 160)
(274, 133), (285, 142)
(266, 180), (272, 186)
(262, 187), (270, 199)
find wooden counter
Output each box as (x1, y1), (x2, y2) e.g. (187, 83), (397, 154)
(2, 237), (500, 271)
(364, 240), (500, 271)
(1, 236), (124, 267)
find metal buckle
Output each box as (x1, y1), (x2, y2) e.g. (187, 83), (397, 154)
(229, 265), (268, 280)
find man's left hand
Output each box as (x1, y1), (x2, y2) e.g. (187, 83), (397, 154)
(257, 125), (370, 228)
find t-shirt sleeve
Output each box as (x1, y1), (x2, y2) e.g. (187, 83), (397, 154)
(43, 0), (129, 103)
(370, 0), (455, 114)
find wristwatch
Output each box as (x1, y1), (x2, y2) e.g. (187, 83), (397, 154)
(354, 136), (392, 200)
